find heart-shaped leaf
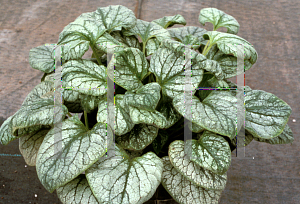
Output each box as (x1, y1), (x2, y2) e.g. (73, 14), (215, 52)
(203, 31), (257, 64)
(85, 144), (163, 204)
(186, 131), (231, 175)
(123, 19), (172, 56)
(94, 5), (137, 33)
(62, 59), (107, 96)
(173, 91), (243, 139)
(128, 105), (168, 129)
(245, 88), (292, 139)
(167, 26), (207, 46)
(253, 124), (294, 144)
(116, 123), (159, 151)
(149, 46), (203, 99)
(168, 140), (227, 189)
(199, 8), (240, 34)
(58, 12), (106, 58)
(124, 82), (161, 111)
(10, 81), (68, 136)
(56, 174), (99, 204)
(97, 94), (134, 136)
(152, 14), (187, 29)
(36, 116), (113, 193)
(160, 39), (223, 80)
(22, 81), (55, 106)
(161, 156), (223, 204)
(29, 44), (55, 73)
(19, 128), (51, 166)
(109, 47), (148, 92)
(206, 44), (253, 79)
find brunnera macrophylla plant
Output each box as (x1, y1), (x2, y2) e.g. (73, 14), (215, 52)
(0, 5), (294, 204)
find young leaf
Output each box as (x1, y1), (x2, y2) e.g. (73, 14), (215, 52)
(161, 156), (223, 204)
(245, 88), (292, 139)
(123, 82), (161, 111)
(253, 124), (294, 144)
(199, 8), (240, 34)
(172, 91), (244, 139)
(61, 59), (107, 96)
(97, 94), (134, 136)
(85, 144), (163, 204)
(94, 5), (137, 33)
(116, 123), (159, 151)
(168, 140), (227, 190)
(152, 14), (187, 29)
(186, 131), (232, 175)
(36, 116), (113, 193)
(19, 128), (51, 166)
(203, 31), (257, 64)
(110, 31), (142, 50)
(109, 47), (148, 92)
(123, 19), (172, 56)
(167, 26), (207, 45)
(29, 44), (55, 73)
(56, 174), (99, 204)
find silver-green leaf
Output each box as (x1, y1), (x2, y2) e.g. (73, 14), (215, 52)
(253, 124), (294, 144)
(56, 174), (99, 204)
(124, 82), (161, 111)
(19, 128), (50, 166)
(161, 156), (223, 204)
(199, 8), (240, 34)
(116, 123), (159, 151)
(109, 47), (148, 92)
(128, 105), (168, 129)
(94, 5), (137, 33)
(152, 14), (187, 29)
(97, 94), (134, 136)
(149, 46), (203, 99)
(123, 19), (171, 56)
(62, 59), (107, 96)
(187, 131), (232, 175)
(0, 116), (17, 145)
(168, 140), (227, 190)
(36, 116), (112, 193)
(85, 144), (163, 204)
(245, 88), (292, 139)
(173, 91), (243, 139)
(167, 26), (207, 45)
(203, 31), (257, 64)
(29, 44), (55, 73)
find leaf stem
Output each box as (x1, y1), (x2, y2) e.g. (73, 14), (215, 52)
(67, 112), (72, 117)
(84, 110), (89, 129)
(142, 42), (146, 55)
(90, 44), (103, 65)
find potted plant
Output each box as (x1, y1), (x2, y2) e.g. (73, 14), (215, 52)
(0, 5), (293, 204)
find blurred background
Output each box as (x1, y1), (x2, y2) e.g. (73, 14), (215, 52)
(0, 0), (299, 203)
